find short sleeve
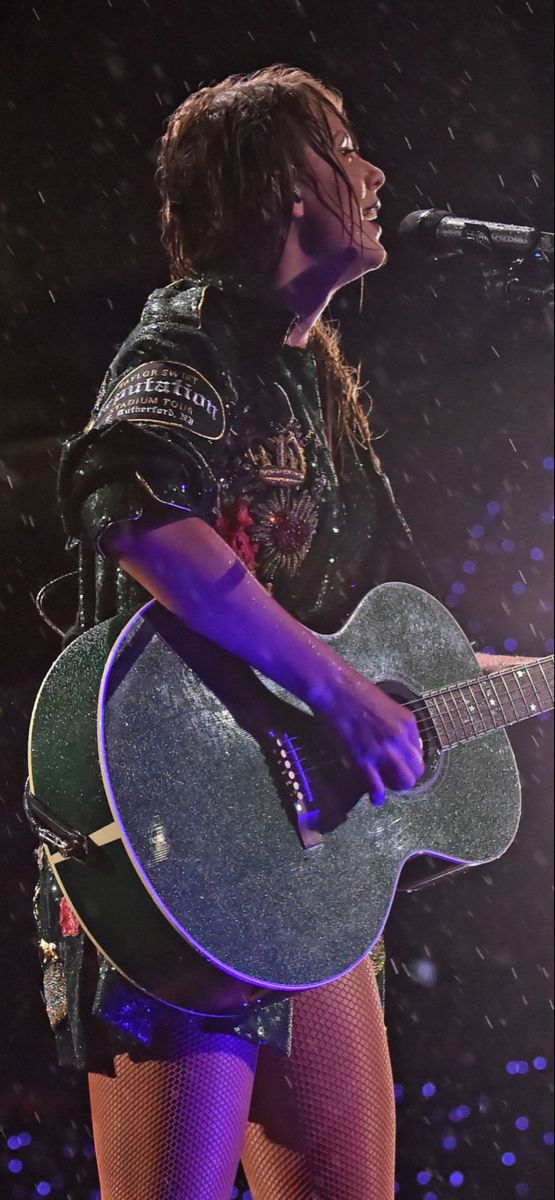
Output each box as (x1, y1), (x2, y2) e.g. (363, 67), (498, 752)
(57, 321), (234, 556)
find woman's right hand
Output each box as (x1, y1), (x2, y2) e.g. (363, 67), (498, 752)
(311, 662), (425, 805)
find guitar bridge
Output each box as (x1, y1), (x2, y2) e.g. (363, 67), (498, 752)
(269, 731), (324, 852)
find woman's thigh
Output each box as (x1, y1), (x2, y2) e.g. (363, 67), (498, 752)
(242, 953), (396, 1200)
(88, 1024), (258, 1200)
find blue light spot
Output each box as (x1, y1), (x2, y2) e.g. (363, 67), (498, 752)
(487, 501), (501, 515)
(452, 581), (466, 595)
(450, 1170), (464, 1187)
(502, 1151), (516, 1165)
(533, 1056), (548, 1070)
(545, 639), (554, 653)
(542, 456), (554, 470)
(469, 524), (485, 538)
(422, 1082), (436, 1098)
(504, 638), (518, 652)
(18, 1133), (32, 1147)
(446, 594), (460, 608)
(518, 1061), (530, 1074)
(394, 1183), (401, 1195)
(424, 1194), (438, 1200)
(443, 1134), (458, 1150)
(515, 1117), (529, 1130)
(394, 1083), (405, 1102)
(449, 1104), (470, 1122)
(8, 1160), (24, 1174)
(512, 581), (526, 595)
(417, 1169), (432, 1184)
(462, 560), (477, 574)
(36, 1184), (52, 1197)
(501, 539), (515, 552)
(544, 1131), (554, 1146)
(482, 644), (497, 655)
(507, 1060), (529, 1075)
(7, 1136), (21, 1150)
(530, 546), (544, 561)
(516, 1184), (530, 1197)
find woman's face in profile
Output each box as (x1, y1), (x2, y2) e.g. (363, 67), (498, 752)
(295, 106), (387, 282)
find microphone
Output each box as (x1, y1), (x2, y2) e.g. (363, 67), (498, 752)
(398, 209), (554, 260)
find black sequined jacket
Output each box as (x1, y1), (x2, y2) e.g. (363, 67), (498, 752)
(31, 269), (429, 1075)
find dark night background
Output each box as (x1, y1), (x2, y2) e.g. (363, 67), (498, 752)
(0, 1), (553, 1197)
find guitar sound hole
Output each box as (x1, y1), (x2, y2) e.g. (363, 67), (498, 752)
(377, 679), (442, 785)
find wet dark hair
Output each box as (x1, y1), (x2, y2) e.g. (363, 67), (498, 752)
(155, 64), (380, 468)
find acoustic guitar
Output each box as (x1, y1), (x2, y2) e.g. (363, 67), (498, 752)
(27, 582), (553, 1020)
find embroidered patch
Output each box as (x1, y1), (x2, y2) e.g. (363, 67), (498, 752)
(94, 360), (226, 440)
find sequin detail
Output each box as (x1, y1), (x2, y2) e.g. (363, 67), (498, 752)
(251, 489), (319, 580)
(60, 896), (81, 937)
(370, 935), (386, 977)
(249, 422), (307, 488)
(43, 959), (69, 1028)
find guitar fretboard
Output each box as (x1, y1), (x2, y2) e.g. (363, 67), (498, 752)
(424, 657), (554, 750)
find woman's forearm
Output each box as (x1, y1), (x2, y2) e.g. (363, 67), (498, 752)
(102, 514), (352, 711)
(475, 651), (535, 675)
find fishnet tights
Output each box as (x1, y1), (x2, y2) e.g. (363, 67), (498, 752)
(243, 953), (395, 1200)
(88, 954), (395, 1200)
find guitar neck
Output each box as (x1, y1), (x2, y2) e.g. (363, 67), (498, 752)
(424, 656), (554, 749)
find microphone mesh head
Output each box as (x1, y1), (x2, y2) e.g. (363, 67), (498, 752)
(398, 209), (449, 246)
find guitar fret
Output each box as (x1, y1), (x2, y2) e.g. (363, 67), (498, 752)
(456, 685), (481, 738)
(464, 681), (489, 738)
(525, 666), (543, 713)
(503, 671), (529, 721)
(513, 668), (528, 710)
(429, 695), (454, 749)
(440, 691), (466, 743)
(477, 678), (501, 731)
(499, 672), (521, 724)
(538, 660), (554, 706)
(532, 660), (554, 709)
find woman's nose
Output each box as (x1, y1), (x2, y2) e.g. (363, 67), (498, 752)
(365, 161), (386, 192)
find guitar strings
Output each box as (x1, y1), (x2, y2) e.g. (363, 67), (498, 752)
(278, 675), (553, 771)
(264, 662), (553, 785)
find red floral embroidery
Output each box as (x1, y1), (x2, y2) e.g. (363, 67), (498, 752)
(59, 896), (81, 937)
(215, 499), (259, 571)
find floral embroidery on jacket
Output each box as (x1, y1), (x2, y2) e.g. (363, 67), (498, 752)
(59, 896), (81, 938)
(215, 498), (259, 571)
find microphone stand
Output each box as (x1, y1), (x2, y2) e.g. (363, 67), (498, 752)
(431, 237), (554, 316)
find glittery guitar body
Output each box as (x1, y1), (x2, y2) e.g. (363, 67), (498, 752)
(27, 583), (553, 1019)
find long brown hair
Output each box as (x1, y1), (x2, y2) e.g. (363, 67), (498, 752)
(155, 64), (380, 471)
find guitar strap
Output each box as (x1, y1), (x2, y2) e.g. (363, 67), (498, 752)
(23, 778), (91, 861)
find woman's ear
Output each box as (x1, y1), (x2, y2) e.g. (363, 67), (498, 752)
(292, 188), (304, 217)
